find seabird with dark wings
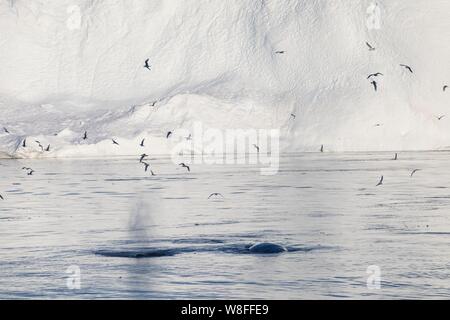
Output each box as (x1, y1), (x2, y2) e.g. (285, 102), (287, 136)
(376, 176), (384, 186)
(179, 163), (190, 172)
(400, 64), (413, 73)
(144, 59), (151, 71)
(366, 42), (376, 51)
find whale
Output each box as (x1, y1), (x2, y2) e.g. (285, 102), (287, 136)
(248, 242), (288, 254)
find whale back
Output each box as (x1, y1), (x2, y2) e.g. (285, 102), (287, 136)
(249, 243), (287, 254)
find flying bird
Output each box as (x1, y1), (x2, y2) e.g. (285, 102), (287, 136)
(83, 131), (87, 140)
(437, 115), (446, 121)
(400, 64), (413, 73)
(208, 193), (224, 199)
(166, 131), (172, 139)
(290, 113), (296, 119)
(320, 145), (324, 153)
(22, 168), (34, 176)
(275, 51), (285, 54)
(139, 154), (148, 163)
(112, 139), (119, 145)
(140, 139), (145, 147)
(444, 85), (448, 92)
(142, 162), (155, 175)
(179, 163), (190, 172)
(0, 194), (3, 200)
(45, 144), (50, 152)
(367, 73), (383, 79)
(376, 176), (384, 186)
(3, 127), (9, 134)
(22, 139), (26, 147)
(144, 58), (151, 71)
(22, 167), (34, 175)
(253, 144), (260, 153)
(370, 80), (378, 91)
(35, 141), (44, 152)
(366, 42), (376, 51)
(185, 134), (192, 141)
(410, 169), (420, 177)
(374, 123), (383, 127)
(393, 153), (398, 160)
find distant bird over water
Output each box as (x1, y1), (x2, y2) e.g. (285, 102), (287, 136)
(370, 80), (378, 91)
(0, 194), (4, 200)
(83, 131), (87, 140)
(275, 51), (285, 54)
(410, 169), (420, 177)
(139, 154), (148, 163)
(3, 127), (9, 134)
(179, 163), (190, 172)
(366, 42), (376, 51)
(140, 138), (145, 147)
(166, 131), (172, 139)
(112, 139), (119, 145)
(22, 139), (26, 148)
(320, 145), (324, 153)
(437, 115), (446, 121)
(400, 64), (413, 73)
(376, 176), (384, 186)
(253, 144), (260, 153)
(143, 162), (149, 171)
(393, 153), (398, 160)
(290, 113), (296, 119)
(208, 193), (224, 199)
(144, 59), (151, 71)
(444, 85), (448, 92)
(45, 144), (50, 152)
(22, 167), (35, 176)
(142, 161), (153, 175)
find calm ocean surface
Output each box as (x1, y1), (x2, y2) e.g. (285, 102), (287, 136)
(1, 152), (450, 299)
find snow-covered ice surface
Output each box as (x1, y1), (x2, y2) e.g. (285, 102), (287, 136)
(2, 153), (450, 299)
(1, 0), (450, 157)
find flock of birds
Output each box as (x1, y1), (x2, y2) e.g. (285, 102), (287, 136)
(365, 42), (448, 95)
(0, 43), (448, 200)
(288, 41), (447, 188)
(364, 41), (447, 186)
(375, 160), (422, 188)
(364, 41), (447, 120)
(0, 123), (223, 201)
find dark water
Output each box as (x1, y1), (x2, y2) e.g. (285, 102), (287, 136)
(1, 152), (450, 299)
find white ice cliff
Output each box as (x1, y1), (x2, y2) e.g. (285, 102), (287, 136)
(0, 0), (449, 158)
